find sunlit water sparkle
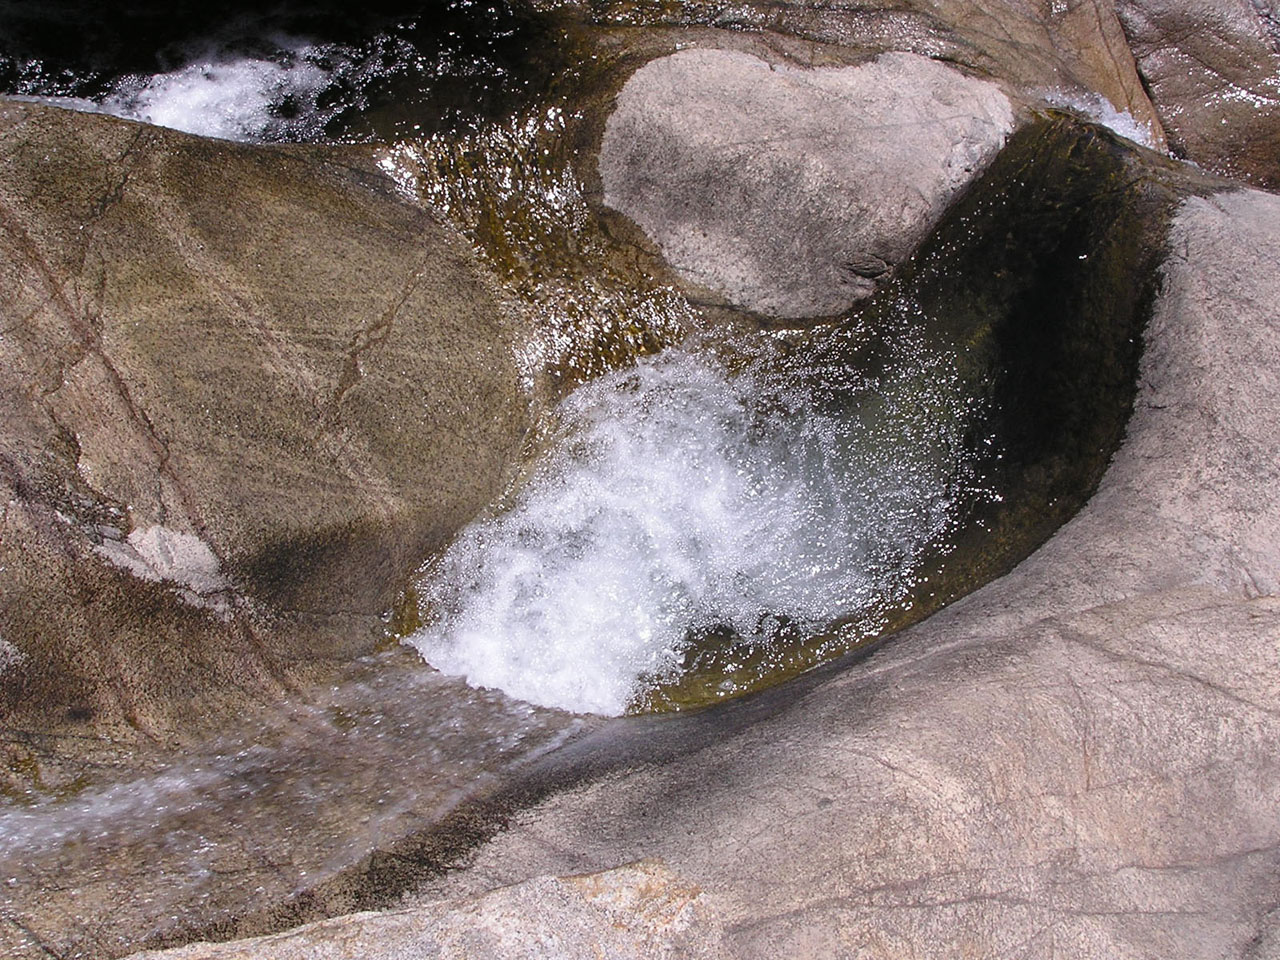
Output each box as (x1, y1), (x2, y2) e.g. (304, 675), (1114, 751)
(408, 321), (995, 715)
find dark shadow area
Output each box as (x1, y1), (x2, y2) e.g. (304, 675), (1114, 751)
(881, 113), (1201, 605)
(0, 0), (573, 139)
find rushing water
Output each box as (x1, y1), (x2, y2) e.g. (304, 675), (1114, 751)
(0, 650), (583, 957)
(408, 316), (995, 715)
(0, 0), (568, 142)
(1, 2), (1002, 715)
(16, 42), (364, 142)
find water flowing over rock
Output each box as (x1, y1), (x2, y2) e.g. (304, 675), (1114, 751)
(366, 185), (1280, 960)
(6, 1), (1280, 957)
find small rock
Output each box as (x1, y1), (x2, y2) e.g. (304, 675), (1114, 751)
(600, 49), (1013, 319)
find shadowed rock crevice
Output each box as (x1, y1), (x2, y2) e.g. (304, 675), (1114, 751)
(866, 113), (1199, 601)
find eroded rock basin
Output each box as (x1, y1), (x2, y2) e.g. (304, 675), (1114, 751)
(0, 106), (1197, 958)
(8, 4), (1278, 954)
(403, 112), (1174, 716)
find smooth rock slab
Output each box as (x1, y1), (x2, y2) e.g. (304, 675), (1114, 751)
(124, 861), (723, 960)
(599, 49), (1014, 319)
(0, 101), (530, 752)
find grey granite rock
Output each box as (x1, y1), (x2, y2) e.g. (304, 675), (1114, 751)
(1116, 0), (1280, 186)
(123, 861), (724, 960)
(599, 49), (1014, 318)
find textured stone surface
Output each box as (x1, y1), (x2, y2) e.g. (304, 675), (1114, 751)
(591, 0), (1280, 190)
(124, 861), (723, 960)
(1, 112), (1181, 960)
(398, 188), (1280, 957)
(119, 183), (1280, 960)
(1116, 0), (1280, 186)
(600, 49), (1014, 318)
(575, 0), (1164, 146)
(0, 101), (529, 751)
(8, 6), (1280, 956)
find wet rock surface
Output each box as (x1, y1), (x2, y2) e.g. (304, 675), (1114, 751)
(5, 1), (1280, 957)
(1117, 0), (1280, 186)
(0, 102), (530, 763)
(97, 129), (1280, 960)
(386, 187), (1280, 957)
(0, 645), (584, 960)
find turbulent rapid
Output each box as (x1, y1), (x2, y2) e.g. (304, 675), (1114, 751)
(19, 41), (357, 142)
(407, 319), (995, 716)
(0, 1), (564, 143)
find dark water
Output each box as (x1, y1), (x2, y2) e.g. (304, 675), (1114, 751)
(0, 0), (572, 141)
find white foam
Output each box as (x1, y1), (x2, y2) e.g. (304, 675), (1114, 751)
(408, 325), (986, 715)
(103, 56), (334, 141)
(28, 38), (348, 142)
(1044, 90), (1161, 150)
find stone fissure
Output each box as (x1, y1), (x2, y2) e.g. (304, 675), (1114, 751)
(0, 200), (209, 543)
(1058, 623), (1280, 719)
(329, 256), (432, 417)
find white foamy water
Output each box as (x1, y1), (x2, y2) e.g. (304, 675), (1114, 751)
(409, 325), (988, 715)
(30, 40), (342, 142)
(1044, 90), (1161, 150)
